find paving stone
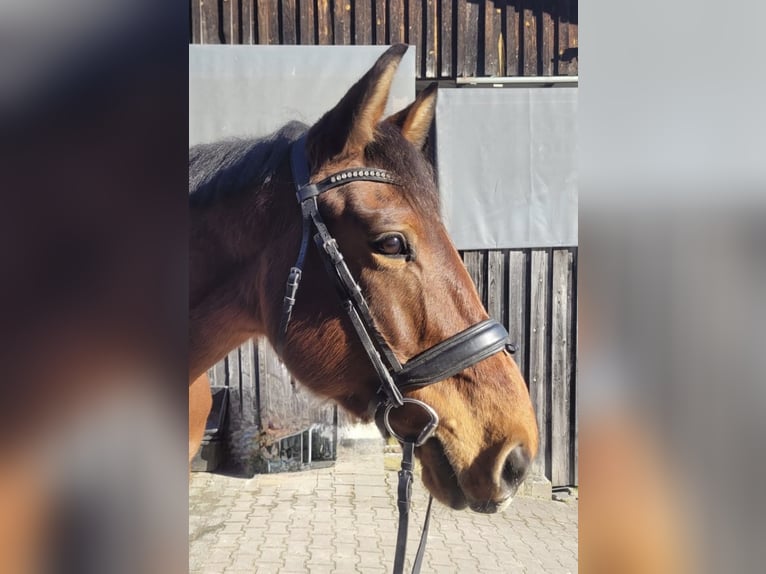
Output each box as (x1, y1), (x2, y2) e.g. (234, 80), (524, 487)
(281, 557), (308, 570)
(256, 547), (284, 563)
(189, 442), (577, 573)
(226, 555), (260, 571)
(333, 544), (359, 561)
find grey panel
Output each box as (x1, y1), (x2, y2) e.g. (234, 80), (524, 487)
(189, 45), (415, 146)
(436, 88), (578, 249)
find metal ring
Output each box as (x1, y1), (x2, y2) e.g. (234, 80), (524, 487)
(383, 398), (440, 447)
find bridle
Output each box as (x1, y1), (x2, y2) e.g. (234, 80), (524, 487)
(278, 133), (517, 574)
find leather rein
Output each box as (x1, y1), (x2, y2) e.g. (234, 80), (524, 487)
(278, 133), (516, 574)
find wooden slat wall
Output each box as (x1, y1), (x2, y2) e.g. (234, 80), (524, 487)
(528, 250), (549, 480)
(551, 249), (575, 486)
(459, 248), (577, 486)
(189, 0), (578, 78)
(209, 339), (335, 472)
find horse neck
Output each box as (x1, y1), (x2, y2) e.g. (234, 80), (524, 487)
(189, 170), (297, 381)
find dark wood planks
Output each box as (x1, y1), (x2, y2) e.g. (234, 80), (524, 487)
(528, 250), (549, 478)
(256, 0), (280, 44)
(355, 0), (373, 44)
(572, 250), (578, 485)
(508, 250), (528, 379)
(258, 342), (307, 432)
(281, 0), (298, 44)
(299, 0), (316, 44)
(556, 0), (569, 75)
(424, 0), (438, 78)
(225, 348), (243, 418)
(541, 0), (555, 75)
(240, 339), (258, 427)
(190, 0), (579, 79)
(408, 0), (423, 76)
(190, 0), (201, 43)
(564, 0), (578, 75)
(242, 0), (256, 43)
(199, 0), (222, 43)
(334, 0), (352, 45)
(487, 250), (506, 324)
(374, 0), (387, 43)
(484, 0), (502, 76)
(317, 0), (332, 44)
(222, 0), (240, 43)
(522, 0), (539, 76)
(258, 340), (335, 432)
(551, 249), (574, 485)
(456, 0), (479, 77)
(388, 0), (405, 43)
(463, 251), (487, 308)
(439, 0), (453, 77)
(207, 356), (227, 387)
(505, 0), (521, 76)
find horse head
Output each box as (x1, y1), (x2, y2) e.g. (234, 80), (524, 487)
(273, 45), (538, 512)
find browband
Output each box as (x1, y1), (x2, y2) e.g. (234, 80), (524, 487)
(296, 169), (399, 202)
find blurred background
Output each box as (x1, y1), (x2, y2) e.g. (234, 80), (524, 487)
(580, 0), (766, 571)
(0, 1), (188, 572)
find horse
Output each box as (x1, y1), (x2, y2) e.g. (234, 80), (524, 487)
(189, 44), (538, 515)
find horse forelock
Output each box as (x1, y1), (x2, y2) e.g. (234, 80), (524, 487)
(364, 122), (440, 217)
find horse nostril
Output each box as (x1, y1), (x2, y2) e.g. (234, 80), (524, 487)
(502, 445), (531, 491)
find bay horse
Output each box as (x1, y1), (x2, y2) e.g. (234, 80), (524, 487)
(189, 44), (538, 514)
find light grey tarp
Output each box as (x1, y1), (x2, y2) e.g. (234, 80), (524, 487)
(189, 45), (414, 146)
(189, 46), (577, 249)
(436, 88), (578, 248)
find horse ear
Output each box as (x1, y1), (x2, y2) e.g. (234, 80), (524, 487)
(307, 44), (408, 166)
(385, 82), (437, 149)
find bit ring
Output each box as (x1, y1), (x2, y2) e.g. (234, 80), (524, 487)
(383, 398), (439, 447)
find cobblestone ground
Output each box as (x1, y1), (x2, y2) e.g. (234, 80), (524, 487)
(189, 441), (577, 573)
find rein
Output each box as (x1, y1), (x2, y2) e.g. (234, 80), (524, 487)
(278, 133), (516, 574)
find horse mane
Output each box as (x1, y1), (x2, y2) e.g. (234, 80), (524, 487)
(188, 119), (439, 213)
(189, 120), (308, 207)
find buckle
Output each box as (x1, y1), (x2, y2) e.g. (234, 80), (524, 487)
(286, 267), (301, 287)
(296, 183), (320, 202)
(323, 238), (343, 263)
(283, 267), (302, 303)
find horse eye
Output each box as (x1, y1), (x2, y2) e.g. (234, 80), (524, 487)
(374, 234), (407, 256)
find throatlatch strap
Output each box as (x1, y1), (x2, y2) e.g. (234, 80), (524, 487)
(276, 201), (313, 353)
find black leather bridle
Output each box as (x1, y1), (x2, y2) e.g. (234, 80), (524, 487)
(278, 133), (517, 574)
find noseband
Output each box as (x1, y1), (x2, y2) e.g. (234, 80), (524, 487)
(278, 133), (516, 574)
